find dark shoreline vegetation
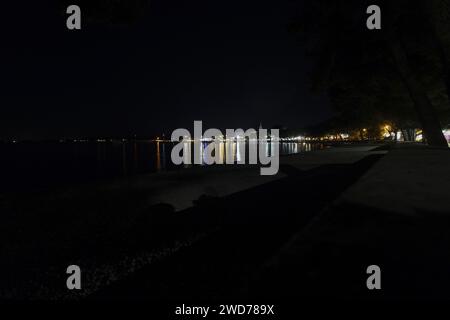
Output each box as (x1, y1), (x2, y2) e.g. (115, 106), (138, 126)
(287, 0), (450, 147)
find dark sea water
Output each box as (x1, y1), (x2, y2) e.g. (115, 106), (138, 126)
(0, 141), (323, 193)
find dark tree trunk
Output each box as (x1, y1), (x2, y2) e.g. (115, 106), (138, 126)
(401, 128), (415, 142)
(421, 0), (450, 107)
(389, 40), (448, 147)
(433, 36), (450, 106)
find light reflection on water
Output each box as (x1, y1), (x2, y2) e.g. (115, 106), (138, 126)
(0, 141), (323, 192)
(156, 141), (322, 171)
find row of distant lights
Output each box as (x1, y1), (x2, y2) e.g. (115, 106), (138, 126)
(5, 124), (447, 144)
(7, 136), (328, 144)
(20, 126), (442, 143)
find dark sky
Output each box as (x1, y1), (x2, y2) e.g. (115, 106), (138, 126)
(1, 0), (331, 140)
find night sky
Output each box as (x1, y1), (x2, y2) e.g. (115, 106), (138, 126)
(1, 0), (331, 140)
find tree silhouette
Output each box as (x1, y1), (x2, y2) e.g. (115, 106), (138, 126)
(289, 0), (449, 146)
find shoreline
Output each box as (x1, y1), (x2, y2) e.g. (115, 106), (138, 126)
(1, 144), (388, 299)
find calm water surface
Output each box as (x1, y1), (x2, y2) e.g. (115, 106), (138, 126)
(0, 141), (323, 193)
